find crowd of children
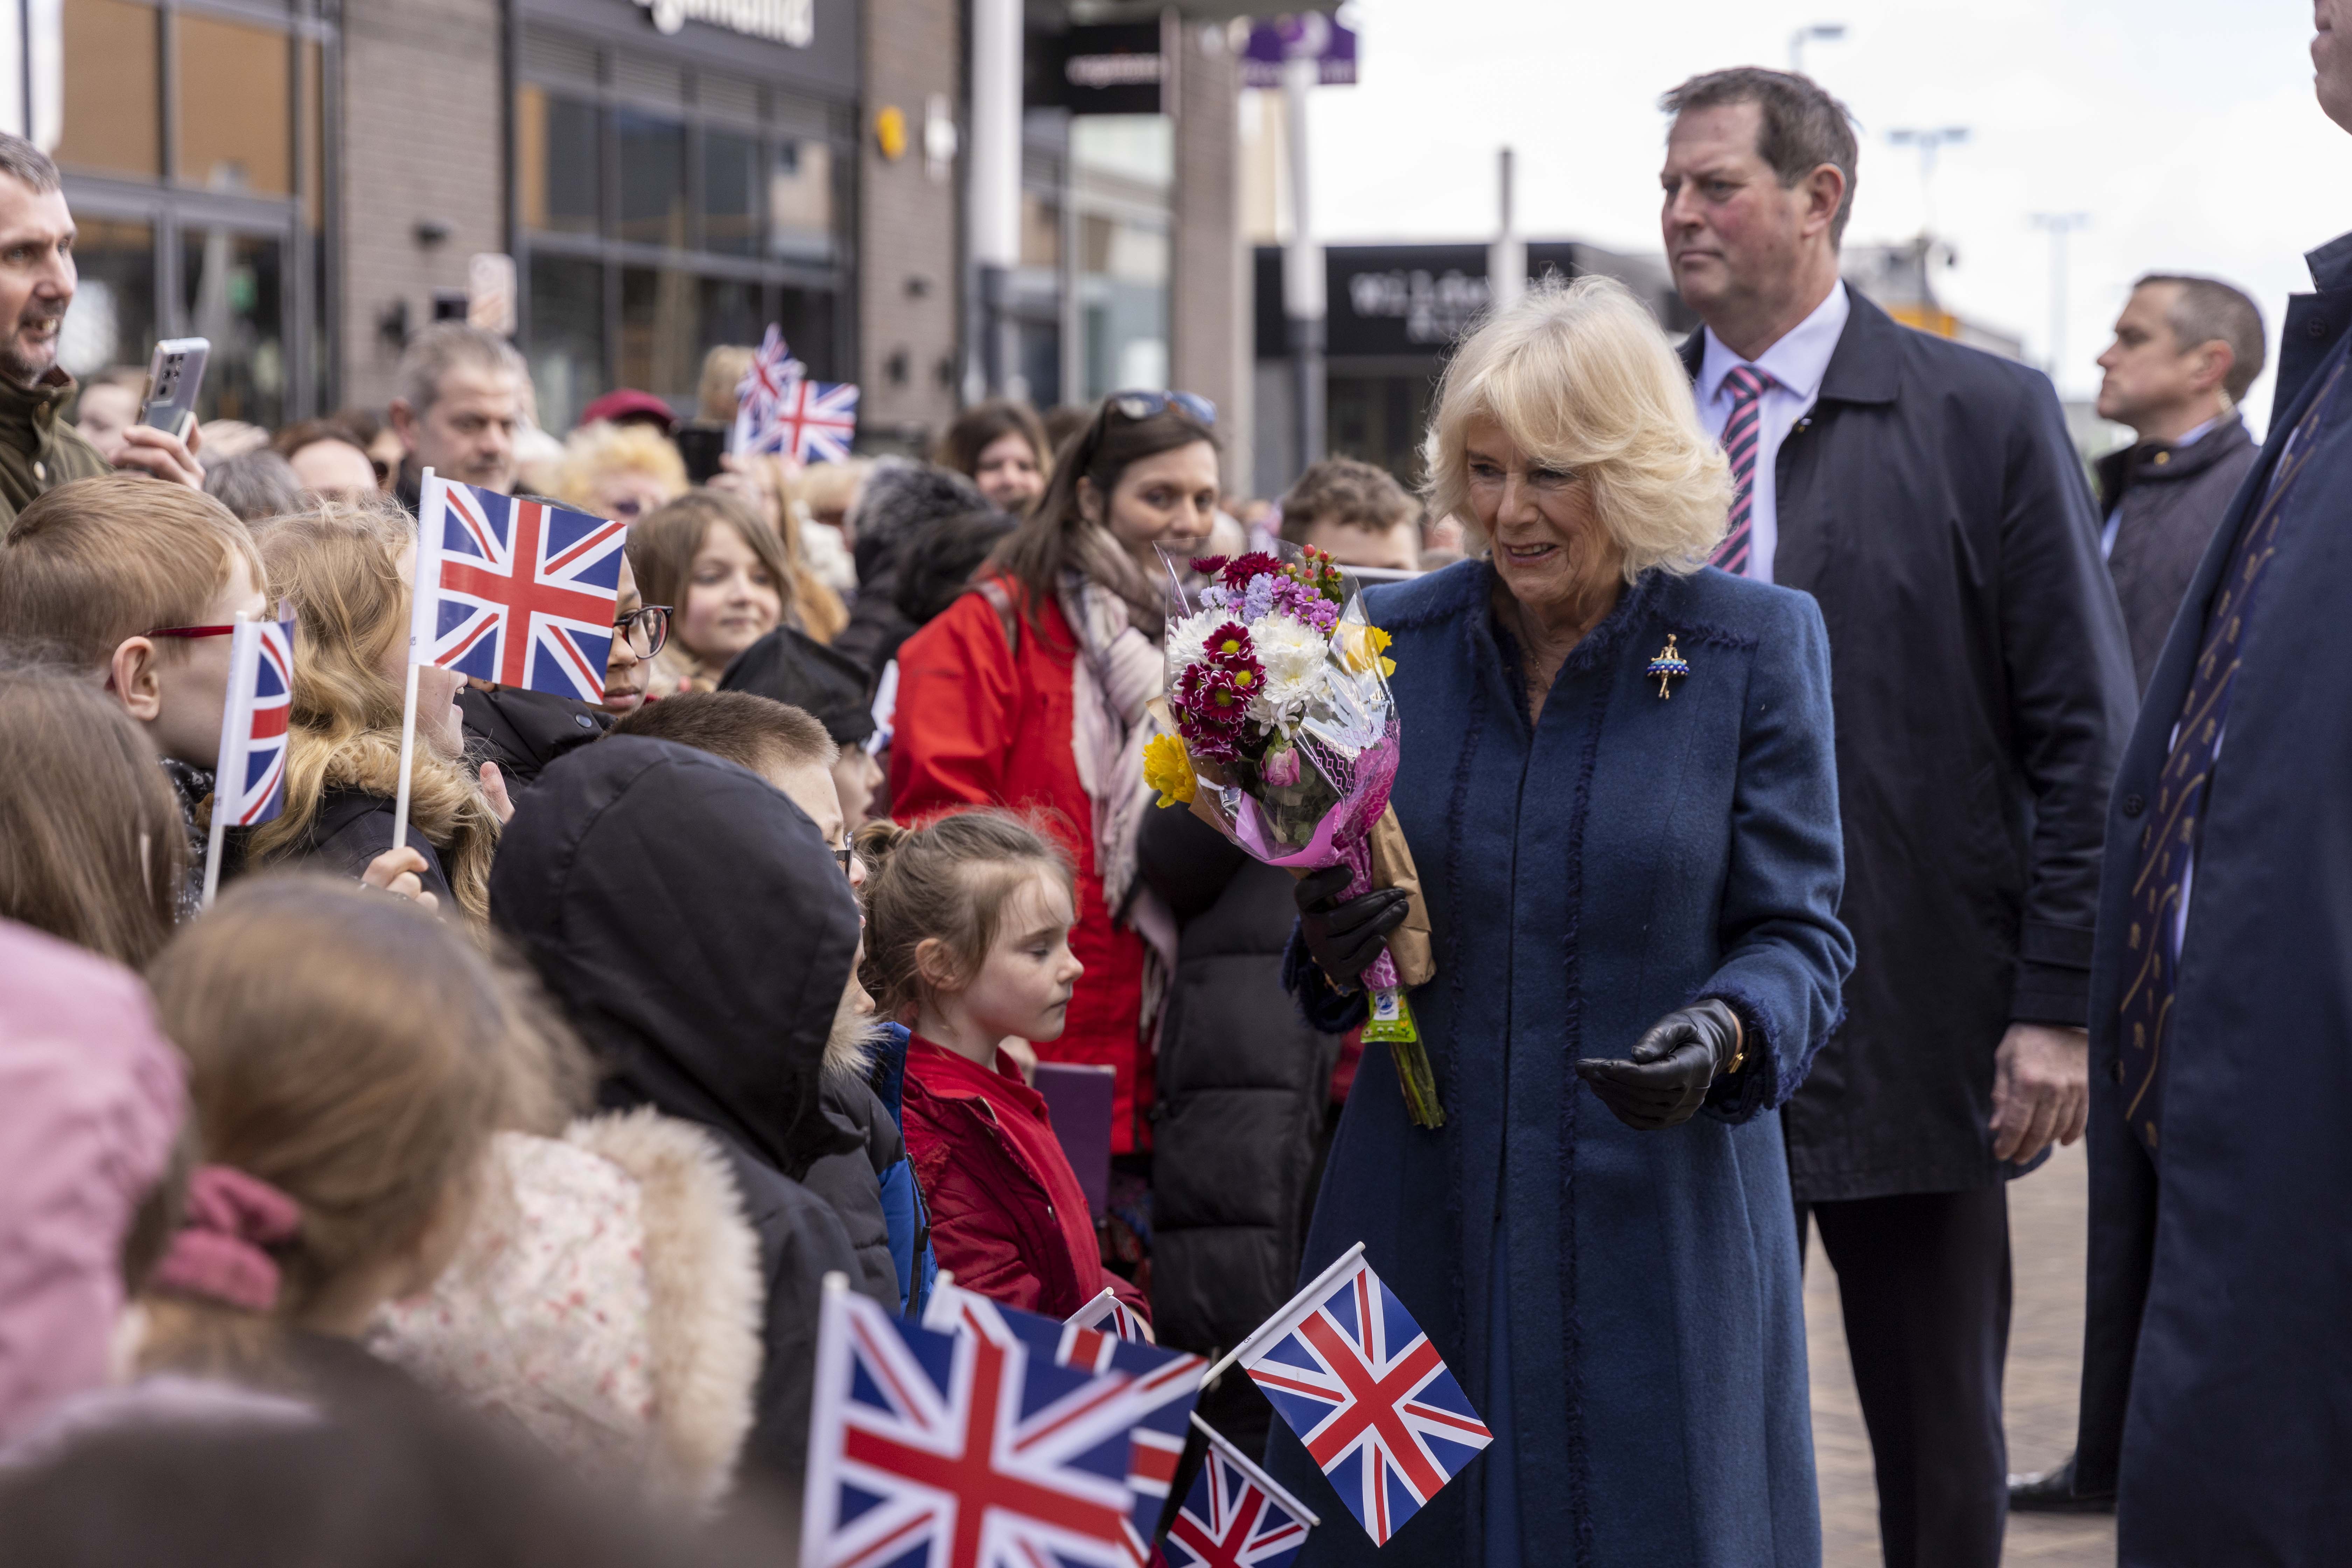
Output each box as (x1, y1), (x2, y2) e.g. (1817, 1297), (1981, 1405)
(0, 305), (1450, 1549)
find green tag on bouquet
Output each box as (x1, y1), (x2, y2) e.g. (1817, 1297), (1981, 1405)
(1363, 985), (1418, 1044)
(1365, 987), (1445, 1129)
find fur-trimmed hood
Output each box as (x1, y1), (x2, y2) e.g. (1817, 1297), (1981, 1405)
(369, 1112), (763, 1508)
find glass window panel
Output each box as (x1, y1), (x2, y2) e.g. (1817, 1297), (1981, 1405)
(57, 0), (159, 180)
(1020, 190), (1061, 269)
(58, 217), (155, 381)
(767, 138), (833, 263)
(774, 285), (835, 381)
(300, 36), (323, 227)
(697, 276), (762, 362)
(702, 128), (759, 257)
(1079, 216), (1168, 401)
(182, 227), (285, 428)
(528, 254), (605, 431)
(1016, 319), (1061, 409)
(177, 12), (291, 195)
(615, 110), (687, 248)
(619, 265), (698, 399)
(518, 85), (598, 236)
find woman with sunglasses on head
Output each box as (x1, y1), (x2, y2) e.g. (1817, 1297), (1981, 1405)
(890, 391), (1219, 1171)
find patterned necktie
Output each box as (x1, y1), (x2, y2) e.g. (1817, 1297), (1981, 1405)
(2113, 356), (2347, 1156)
(1710, 364), (1777, 574)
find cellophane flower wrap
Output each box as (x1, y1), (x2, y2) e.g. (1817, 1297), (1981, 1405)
(1151, 542), (1443, 1126)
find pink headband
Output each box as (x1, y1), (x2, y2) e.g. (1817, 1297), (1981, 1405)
(149, 1166), (302, 1312)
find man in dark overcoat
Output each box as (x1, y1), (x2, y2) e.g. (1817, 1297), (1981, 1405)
(2070, 7), (2352, 1555)
(1658, 68), (2136, 1568)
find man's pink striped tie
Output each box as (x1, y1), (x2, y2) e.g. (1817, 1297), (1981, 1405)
(1711, 364), (1777, 574)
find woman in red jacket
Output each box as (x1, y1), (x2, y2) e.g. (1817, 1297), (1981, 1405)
(858, 811), (1150, 1323)
(888, 394), (1219, 1157)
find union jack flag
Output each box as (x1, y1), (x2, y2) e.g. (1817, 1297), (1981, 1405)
(413, 475), (626, 703)
(1234, 1245), (1490, 1546)
(1159, 1419), (1319, 1568)
(803, 1277), (1142, 1568)
(1069, 1287), (1153, 1346)
(748, 373), (860, 464)
(211, 607), (296, 828)
(735, 323), (805, 416)
(926, 1282), (1202, 1566)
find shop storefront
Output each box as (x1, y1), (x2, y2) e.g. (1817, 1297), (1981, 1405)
(52, 0), (334, 429)
(510, 0), (859, 428)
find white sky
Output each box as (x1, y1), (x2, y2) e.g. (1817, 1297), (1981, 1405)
(1305, 0), (2351, 433)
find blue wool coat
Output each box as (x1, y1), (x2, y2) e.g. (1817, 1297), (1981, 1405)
(2075, 230), (2352, 1561)
(1269, 561), (1853, 1567)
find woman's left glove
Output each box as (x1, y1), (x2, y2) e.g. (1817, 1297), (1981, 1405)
(1574, 999), (1744, 1131)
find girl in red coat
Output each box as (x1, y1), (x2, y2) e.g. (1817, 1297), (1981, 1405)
(888, 394), (1220, 1158)
(858, 811), (1150, 1324)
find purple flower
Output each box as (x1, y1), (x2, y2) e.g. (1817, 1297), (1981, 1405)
(1242, 574), (1276, 621)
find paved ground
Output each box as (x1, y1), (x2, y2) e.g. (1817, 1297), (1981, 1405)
(1807, 1138), (2118, 1566)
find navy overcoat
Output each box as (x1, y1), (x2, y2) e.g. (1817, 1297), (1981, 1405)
(1269, 560), (1853, 1567)
(2075, 230), (2352, 1561)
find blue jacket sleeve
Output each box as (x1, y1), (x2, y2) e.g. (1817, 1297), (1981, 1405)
(1700, 592), (1856, 1122)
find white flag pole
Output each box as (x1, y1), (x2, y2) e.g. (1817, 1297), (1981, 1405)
(199, 612), (255, 910)
(391, 468), (439, 857)
(1197, 1240), (1366, 1390)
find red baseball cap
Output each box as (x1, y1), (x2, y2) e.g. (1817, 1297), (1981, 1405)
(575, 388), (679, 434)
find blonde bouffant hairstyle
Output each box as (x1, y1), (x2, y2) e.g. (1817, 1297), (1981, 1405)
(245, 500), (501, 921)
(1422, 274), (1731, 580)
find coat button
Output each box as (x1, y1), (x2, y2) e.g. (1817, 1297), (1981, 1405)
(2109, 1059), (2125, 1085)
(2308, 315), (2332, 341)
(30, 460), (43, 481)
(574, 713), (594, 729)
(2121, 792), (2145, 818)
(2151, 450), (2170, 466)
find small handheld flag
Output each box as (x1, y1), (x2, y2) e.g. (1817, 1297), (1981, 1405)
(1204, 1243), (1490, 1546)
(414, 475), (628, 702)
(732, 321), (859, 463)
(1160, 1415), (1320, 1568)
(802, 1273), (1142, 1568)
(201, 604), (296, 906)
(1070, 1285), (1154, 1345)
(928, 1281), (1203, 1563)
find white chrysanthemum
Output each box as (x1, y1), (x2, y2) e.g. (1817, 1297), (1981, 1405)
(1164, 608), (1220, 683)
(1252, 613), (1330, 715)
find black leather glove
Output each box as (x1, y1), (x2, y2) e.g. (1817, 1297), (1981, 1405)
(1574, 999), (1744, 1131)
(1294, 864), (1411, 991)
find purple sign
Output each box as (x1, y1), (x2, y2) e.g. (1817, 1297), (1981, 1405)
(1240, 12), (1358, 89)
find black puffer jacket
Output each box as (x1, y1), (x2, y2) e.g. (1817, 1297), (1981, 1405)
(457, 684), (611, 790)
(488, 737), (882, 1484)
(1136, 804), (1343, 1451)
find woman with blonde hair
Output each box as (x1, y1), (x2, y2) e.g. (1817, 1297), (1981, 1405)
(555, 419), (689, 524)
(245, 499), (503, 919)
(1270, 276), (1853, 1566)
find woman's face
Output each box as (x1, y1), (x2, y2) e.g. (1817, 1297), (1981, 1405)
(601, 554), (648, 715)
(1463, 416), (1623, 622)
(1085, 440), (1220, 573)
(972, 430), (1045, 513)
(677, 521), (783, 664)
(388, 541), (468, 759)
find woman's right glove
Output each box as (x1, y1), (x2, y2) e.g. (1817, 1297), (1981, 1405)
(1574, 999), (1745, 1131)
(1294, 865), (1412, 991)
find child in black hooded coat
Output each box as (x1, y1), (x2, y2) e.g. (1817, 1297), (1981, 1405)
(489, 736), (882, 1485)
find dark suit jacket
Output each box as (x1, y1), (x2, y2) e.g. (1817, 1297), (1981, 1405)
(1684, 291), (2137, 1201)
(2075, 231), (2352, 1560)
(2094, 416), (2260, 693)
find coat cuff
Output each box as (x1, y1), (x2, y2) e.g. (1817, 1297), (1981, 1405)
(2010, 920), (2095, 1026)
(1282, 925), (1370, 1035)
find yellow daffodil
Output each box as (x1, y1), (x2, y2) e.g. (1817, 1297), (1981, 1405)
(1143, 732), (1197, 807)
(1337, 623), (1397, 679)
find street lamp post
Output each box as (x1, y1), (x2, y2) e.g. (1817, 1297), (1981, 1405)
(1886, 125), (1970, 234)
(1788, 23), (1846, 75)
(2029, 212), (2091, 387)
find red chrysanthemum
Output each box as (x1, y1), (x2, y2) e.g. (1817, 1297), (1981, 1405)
(1219, 552), (1282, 590)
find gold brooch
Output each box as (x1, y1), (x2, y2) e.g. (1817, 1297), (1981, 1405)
(1645, 634), (1690, 699)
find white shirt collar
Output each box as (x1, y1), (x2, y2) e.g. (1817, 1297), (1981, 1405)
(1697, 281), (1851, 406)
(2169, 414), (2222, 450)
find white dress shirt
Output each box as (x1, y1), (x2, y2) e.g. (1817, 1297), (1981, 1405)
(1694, 282), (1852, 584)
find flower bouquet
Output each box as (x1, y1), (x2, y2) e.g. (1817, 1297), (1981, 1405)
(1144, 544), (1444, 1127)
